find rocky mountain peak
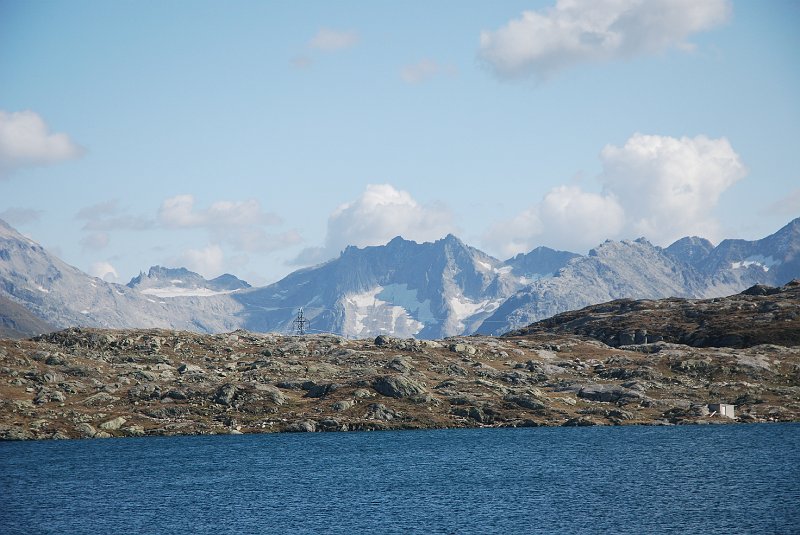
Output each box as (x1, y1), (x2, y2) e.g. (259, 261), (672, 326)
(665, 236), (715, 267)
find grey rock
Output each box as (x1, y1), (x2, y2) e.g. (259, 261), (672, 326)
(577, 384), (643, 404)
(75, 423), (96, 438)
(318, 419), (347, 432)
(304, 383), (340, 399)
(504, 394), (545, 411)
(255, 384), (286, 405)
(177, 363), (204, 375)
(164, 389), (188, 401)
(372, 375), (427, 398)
(99, 416), (126, 430)
(366, 403), (398, 421)
(285, 419), (316, 432)
(332, 400), (354, 411)
(213, 384), (237, 406)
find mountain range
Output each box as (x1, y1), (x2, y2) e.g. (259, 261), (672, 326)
(0, 216), (798, 339)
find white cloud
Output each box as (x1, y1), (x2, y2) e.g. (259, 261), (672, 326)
(89, 261), (118, 282)
(158, 194), (281, 228)
(485, 133), (745, 256)
(479, 0), (731, 80)
(293, 184), (456, 265)
(600, 133), (746, 243)
(0, 110), (84, 177)
(485, 186), (624, 257)
(80, 232), (110, 251)
(174, 244), (225, 278)
(401, 59), (457, 84)
(309, 28), (359, 51)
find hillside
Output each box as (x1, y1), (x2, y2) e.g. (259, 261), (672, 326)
(507, 280), (800, 348)
(0, 294), (55, 339)
(1, 283), (798, 440)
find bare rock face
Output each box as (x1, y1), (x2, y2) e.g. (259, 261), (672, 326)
(508, 280), (800, 348)
(372, 375), (427, 398)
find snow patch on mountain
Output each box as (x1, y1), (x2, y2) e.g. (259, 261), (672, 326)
(340, 286), (425, 338)
(139, 287), (242, 298)
(731, 255), (780, 272)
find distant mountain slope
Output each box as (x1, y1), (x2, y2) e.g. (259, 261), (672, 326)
(1, 216), (798, 340)
(506, 280), (800, 348)
(127, 266), (250, 297)
(234, 235), (531, 339)
(699, 218), (800, 295)
(0, 219), (243, 332)
(476, 238), (707, 335)
(0, 293), (55, 339)
(477, 218), (800, 335)
(504, 247), (580, 282)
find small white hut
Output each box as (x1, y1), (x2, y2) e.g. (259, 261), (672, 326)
(708, 403), (735, 419)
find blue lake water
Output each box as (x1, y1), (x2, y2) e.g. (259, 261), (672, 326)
(1, 424), (799, 534)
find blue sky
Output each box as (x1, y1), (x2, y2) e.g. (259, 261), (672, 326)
(1, 0), (798, 285)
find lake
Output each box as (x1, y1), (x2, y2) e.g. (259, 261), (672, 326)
(1, 424), (798, 534)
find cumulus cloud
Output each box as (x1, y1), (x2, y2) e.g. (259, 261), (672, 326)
(158, 194), (281, 229)
(89, 261), (118, 282)
(479, 0), (731, 80)
(0, 207), (43, 226)
(308, 28), (359, 51)
(293, 184), (457, 265)
(173, 244), (225, 278)
(600, 133), (746, 243)
(400, 59), (457, 84)
(0, 110), (84, 177)
(485, 133), (745, 256)
(485, 186), (625, 257)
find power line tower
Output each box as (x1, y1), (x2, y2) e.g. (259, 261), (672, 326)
(292, 307), (309, 335)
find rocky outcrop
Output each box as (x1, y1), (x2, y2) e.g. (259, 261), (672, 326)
(0, 319), (797, 441)
(507, 281), (800, 348)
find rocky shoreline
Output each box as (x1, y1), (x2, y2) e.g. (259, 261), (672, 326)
(2, 324), (798, 440)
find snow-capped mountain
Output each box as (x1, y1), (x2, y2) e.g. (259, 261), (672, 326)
(1, 216), (798, 339)
(475, 238), (708, 335)
(233, 234), (559, 339)
(475, 218), (800, 335)
(0, 219), (243, 332)
(127, 266), (250, 297)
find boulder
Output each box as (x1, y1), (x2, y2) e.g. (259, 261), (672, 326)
(99, 416), (126, 431)
(365, 403), (399, 421)
(164, 389), (188, 401)
(332, 400), (354, 411)
(177, 363), (204, 375)
(304, 383), (340, 399)
(213, 384), (237, 406)
(503, 394), (545, 411)
(75, 423), (97, 438)
(372, 375), (427, 398)
(449, 343), (477, 355)
(284, 419), (316, 432)
(577, 384), (643, 404)
(255, 384), (286, 405)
